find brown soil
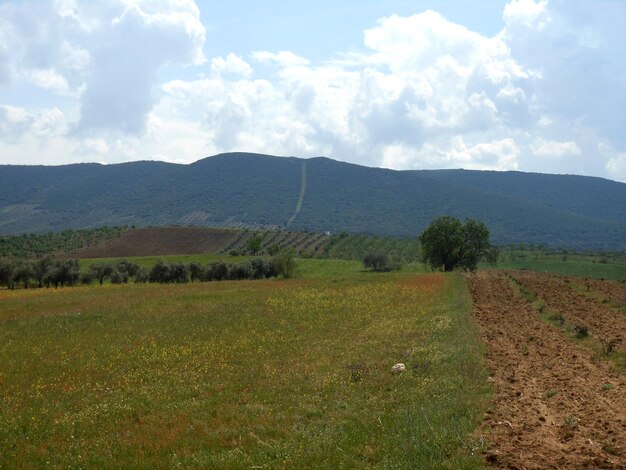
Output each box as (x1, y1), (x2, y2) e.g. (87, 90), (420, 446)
(510, 271), (626, 352)
(74, 227), (239, 258)
(578, 278), (626, 312)
(467, 270), (626, 469)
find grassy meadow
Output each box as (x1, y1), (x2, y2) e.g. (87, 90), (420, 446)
(486, 250), (626, 280)
(0, 264), (489, 468)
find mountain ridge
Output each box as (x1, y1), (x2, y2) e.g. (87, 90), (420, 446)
(1, 152), (625, 250)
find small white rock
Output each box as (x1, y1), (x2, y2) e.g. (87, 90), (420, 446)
(391, 363), (406, 374)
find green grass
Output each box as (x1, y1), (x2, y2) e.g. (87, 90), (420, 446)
(78, 255), (428, 280)
(0, 268), (488, 468)
(484, 252), (626, 280)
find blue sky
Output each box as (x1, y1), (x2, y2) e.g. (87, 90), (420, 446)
(1, 0), (625, 182)
(200, 1), (509, 61)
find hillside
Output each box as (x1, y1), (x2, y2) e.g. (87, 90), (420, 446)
(72, 227), (331, 259)
(74, 227), (238, 258)
(1, 152), (625, 250)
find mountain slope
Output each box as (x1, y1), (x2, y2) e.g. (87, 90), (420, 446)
(1, 152), (625, 250)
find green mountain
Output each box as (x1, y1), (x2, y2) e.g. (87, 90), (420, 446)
(1, 152), (625, 250)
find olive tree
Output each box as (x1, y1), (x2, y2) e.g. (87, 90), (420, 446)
(419, 216), (497, 272)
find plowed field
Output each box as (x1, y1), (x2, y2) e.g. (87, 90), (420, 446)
(468, 270), (626, 469)
(74, 227), (238, 258)
(510, 271), (626, 353)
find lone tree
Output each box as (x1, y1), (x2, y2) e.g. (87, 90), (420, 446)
(419, 216), (497, 272)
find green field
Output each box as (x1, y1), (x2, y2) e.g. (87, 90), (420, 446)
(0, 263), (488, 468)
(485, 250), (626, 280)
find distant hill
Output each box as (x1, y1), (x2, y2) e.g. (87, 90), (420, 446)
(1, 152), (625, 250)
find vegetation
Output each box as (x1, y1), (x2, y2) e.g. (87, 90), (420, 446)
(244, 233), (264, 255)
(0, 266), (488, 468)
(0, 251), (298, 289)
(362, 251), (402, 272)
(0, 257), (80, 289)
(488, 245), (626, 280)
(420, 216), (496, 272)
(0, 226), (128, 258)
(325, 232), (421, 263)
(1, 153), (625, 250)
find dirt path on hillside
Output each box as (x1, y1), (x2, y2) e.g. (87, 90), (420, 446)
(467, 271), (626, 469)
(510, 271), (626, 353)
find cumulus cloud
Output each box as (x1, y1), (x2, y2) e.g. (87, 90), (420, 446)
(503, 0), (550, 29)
(159, 7), (534, 169)
(27, 68), (71, 94)
(0, 0), (625, 181)
(0, 105), (67, 144)
(210, 53), (253, 78)
(531, 139), (581, 157)
(0, 0), (205, 136)
(77, 0), (206, 134)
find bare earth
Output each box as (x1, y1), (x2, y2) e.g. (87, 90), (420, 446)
(74, 227), (238, 258)
(510, 271), (626, 353)
(467, 270), (626, 469)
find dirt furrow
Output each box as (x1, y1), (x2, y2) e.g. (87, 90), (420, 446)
(510, 271), (626, 352)
(468, 270), (626, 469)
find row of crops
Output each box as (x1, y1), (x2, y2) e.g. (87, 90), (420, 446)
(324, 232), (421, 263)
(221, 230), (331, 256)
(220, 229), (421, 262)
(0, 226), (129, 259)
(1, 225), (423, 263)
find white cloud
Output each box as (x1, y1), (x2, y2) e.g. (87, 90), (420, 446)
(251, 51), (310, 67)
(0, 1), (625, 182)
(79, 138), (109, 154)
(27, 68), (71, 94)
(0, 105), (67, 144)
(531, 138), (581, 157)
(76, 0), (206, 134)
(606, 153), (626, 183)
(503, 0), (550, 30)
(211, 53), (253, 78)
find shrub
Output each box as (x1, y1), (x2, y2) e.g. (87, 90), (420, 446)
(228, 263), (253, 281)
(90, 262), (114, 285)
(110, 269), (128, 284)
(268, 244), (281, 256)
(188, 262), (204, 282)
(0, 258), (16, 289)
(205, 261), (229, 281)
(272, 250), (296, 279)
(249, 258), (273, 279)
(149, 260), (170, 283)
(45, 259), (80, 288)
(600, 337), (621, 356)
(574, 324), (589, 339)
(117, 260), (139, 278)
(169, 263), (189, 283)
(80, 272), (94, 285)
(134, 268), (149, 283)
(363, 252), (390, 272)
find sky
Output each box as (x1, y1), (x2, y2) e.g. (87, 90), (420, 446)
(0, 0), (625, 182)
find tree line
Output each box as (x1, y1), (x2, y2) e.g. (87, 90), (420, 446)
(0, 252), (296, 290)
